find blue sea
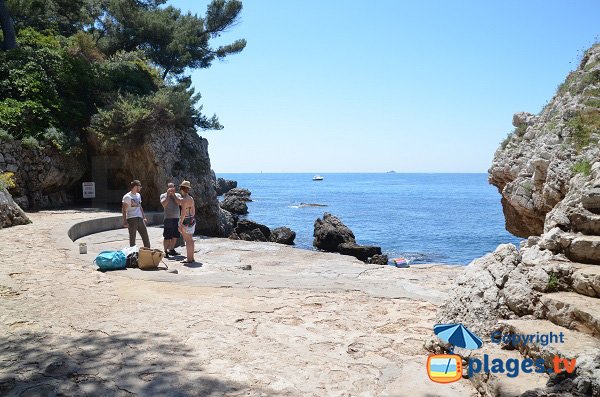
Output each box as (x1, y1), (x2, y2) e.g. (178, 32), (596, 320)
(219, 173), (521, 265)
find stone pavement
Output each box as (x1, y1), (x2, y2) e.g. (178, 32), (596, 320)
(1, 210), (476, 396)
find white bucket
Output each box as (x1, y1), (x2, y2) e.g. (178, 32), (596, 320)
(79, 243), (87, 254)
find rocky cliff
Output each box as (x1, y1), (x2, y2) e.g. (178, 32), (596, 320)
(0, 139), (86, 210)
(489, 44), (600, 238)
(0, 128), (232, 235)
(90, 126), (231, 237)
(437, 44), (600, 396)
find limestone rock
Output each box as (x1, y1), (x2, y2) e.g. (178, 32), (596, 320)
(269, 227), (296, 245)
(565, 235), (600, 265)
(215, 178), (237, 196)
(571, 266), (600, 298)
(313, 213), (355, 252)
(0, 187), (30, 228)
(436, 244), (521, 336)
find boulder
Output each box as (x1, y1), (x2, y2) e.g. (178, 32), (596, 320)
(581, 188), (600, 214)
(269, 227), (296, 245)
(224, 188), (252, 202)
(217, 208), (236, 238)
(313, 213), (355, 252)
(0, 187), (30, 227)
(229, 220), (270, 242)
(368, 254), (389, 265)
(337, 242), (382, 262)
(565, 235), (600, 265)
(215, 178), (237, 196)
(219, 195), (248, 215)
(436, 244), (521, 336)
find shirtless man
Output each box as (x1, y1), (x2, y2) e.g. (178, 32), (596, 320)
(178, 180), (196, 263)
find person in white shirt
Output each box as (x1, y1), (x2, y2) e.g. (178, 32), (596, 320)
(122, 180), (150, 247)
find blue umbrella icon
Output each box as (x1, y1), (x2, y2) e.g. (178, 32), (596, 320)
(434, 323), (483, 351)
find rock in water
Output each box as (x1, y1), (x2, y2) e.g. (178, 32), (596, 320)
(224, 188), (252, 202)
(0, 187), (30, 227)
(229, 220), (271, 242)
(313, 212), (356, 251)
(269, 227), (296, 245)
(337, 243), (381, 261)
(216, 178), (237, 196)
(220, 195), (248, 215)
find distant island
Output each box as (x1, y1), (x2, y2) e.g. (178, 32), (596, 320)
(386, 170), (397, 174)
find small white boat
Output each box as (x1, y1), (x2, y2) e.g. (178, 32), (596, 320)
(312, 175), (324, 181)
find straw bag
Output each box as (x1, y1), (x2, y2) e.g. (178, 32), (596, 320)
(138, 247), (166, 270)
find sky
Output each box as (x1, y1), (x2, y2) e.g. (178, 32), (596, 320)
(167, 0), (600, 173)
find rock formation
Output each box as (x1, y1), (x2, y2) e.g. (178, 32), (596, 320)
(224, 188), (252, 201)
(229, 220), (296, 245)
(215, 177), (237, 196)
(269, 226), (296, 245)
(313, 213), (384, 263)
(0, 139), (86, 209)
(219, 194), (248, 215)
(90, 126), (226, 236)
(0, 186), (30, 227)
(436, 43), (600, 396)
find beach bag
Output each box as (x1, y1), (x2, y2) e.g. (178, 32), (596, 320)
(175, 234), (185, 248)
(94, 251), (126, 271)
(138, 247), (166, 270)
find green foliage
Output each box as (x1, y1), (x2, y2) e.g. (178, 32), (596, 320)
(21, 135), (39, 149)
(0, 128), (13, 141)
(0, 0), (245, 153)
(0, 172), (16, 190)
(568, 109), (600, 151)
(547, 273), (559, 292)
(571, 159), (592, 177)
(94, 0), (246, 78)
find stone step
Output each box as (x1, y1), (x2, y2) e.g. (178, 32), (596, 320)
(498, 319), (600, 395)
(571, 265), (600, 298)
(467, 346), (549, 397)
(540, 292), (600, 337)
(564, 235), (600, 265)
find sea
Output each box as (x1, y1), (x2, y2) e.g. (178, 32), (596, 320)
(219, 173), (522, 265)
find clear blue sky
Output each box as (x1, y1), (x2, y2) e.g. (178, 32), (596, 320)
(168, 0), (599, 173)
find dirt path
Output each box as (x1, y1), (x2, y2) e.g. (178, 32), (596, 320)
(0, 211), (476, 396)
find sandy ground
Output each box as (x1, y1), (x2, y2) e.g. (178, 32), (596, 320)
(0, 210), (477, 396)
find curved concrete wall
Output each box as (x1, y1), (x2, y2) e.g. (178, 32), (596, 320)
(68, 212), (164, 242)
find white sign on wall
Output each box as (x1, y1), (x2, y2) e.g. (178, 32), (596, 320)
(82, 182), (96, 199)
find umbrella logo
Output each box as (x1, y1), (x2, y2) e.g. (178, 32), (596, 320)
(427, 323), (483, 384)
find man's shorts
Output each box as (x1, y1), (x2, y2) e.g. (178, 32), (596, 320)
(163, 218), (180, 239)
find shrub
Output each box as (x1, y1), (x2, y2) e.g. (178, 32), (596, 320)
(571, 159), (592, 177)
(567, 109), (600, 152)
(0, 172), (16, 190)
(21, 136), (40, 149)
(0, 128), (13, 141)
(547, 273), (559, 292)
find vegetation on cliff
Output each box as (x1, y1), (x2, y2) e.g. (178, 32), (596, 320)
(0, 0), (245, 152)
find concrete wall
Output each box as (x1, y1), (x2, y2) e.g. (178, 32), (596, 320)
(67, 212), (164, 242)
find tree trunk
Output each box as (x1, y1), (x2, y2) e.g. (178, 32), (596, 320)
(0, 0), (17, 50)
